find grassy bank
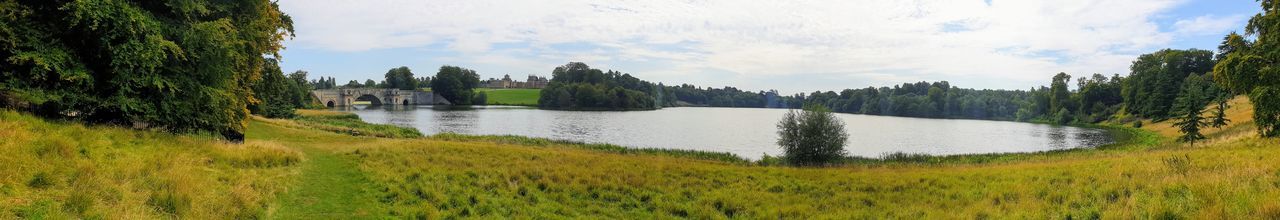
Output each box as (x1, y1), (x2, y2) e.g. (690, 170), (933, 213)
(272, 103), (1278, 218)
(476, 88), (541, 106)
(0, 111), (302, 219)
(5, 95), (1280, 218)
(262, 114), (1279, 218)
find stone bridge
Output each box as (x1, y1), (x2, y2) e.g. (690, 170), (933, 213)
(311, 88), (451, 107)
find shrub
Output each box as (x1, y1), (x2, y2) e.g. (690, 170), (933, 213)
(1163, 155), (1192, 176)
(776, 105), (848, 166)
(27, 172), (54, 189)
(473, 92), (488, 105)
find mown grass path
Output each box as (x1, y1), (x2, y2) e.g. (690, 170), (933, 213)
(274, 146), (386, 219)
(246, 120), (388, 219)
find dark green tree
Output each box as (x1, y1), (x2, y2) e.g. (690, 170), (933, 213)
(364, 79), (377, 88)
(776, 105), (848, 166)
(1210, 97), (1231, 128)
(383, 66), (417, 90)
(249, 59), (295, 118)
(344, 80), (363, 88)
(285, 70), (313, 108)
(0, 0), (293, 139)
(1173, 89), (1209, 145)
(1213, 1), (1280, 137)
(431, 65), (480, 105)
(1049, 72), (1073, 121)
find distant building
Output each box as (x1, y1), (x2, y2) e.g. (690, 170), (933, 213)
(482, 74), (548, 89)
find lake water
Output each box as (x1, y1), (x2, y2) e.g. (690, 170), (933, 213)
(338, 105), (1116, 159)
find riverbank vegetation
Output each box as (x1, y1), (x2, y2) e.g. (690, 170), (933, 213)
(538, 62), (674, 110)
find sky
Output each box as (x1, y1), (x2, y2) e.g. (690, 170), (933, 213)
(276, 0), (1260, 94)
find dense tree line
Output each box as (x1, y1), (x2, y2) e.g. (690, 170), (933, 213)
(1123, 49), (1217, 120)
(0, 0), (293, 139)
(538, 62), (672, 110)
(665, 48), (1232, 126)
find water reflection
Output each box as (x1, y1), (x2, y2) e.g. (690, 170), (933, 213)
(337, 106), (1116, 159)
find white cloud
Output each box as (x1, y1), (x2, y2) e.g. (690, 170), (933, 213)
(1174, 14), (1247, 36)
(278, 0), (1231, 92)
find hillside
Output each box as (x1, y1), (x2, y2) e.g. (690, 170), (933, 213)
(3, 97), (1279, 218)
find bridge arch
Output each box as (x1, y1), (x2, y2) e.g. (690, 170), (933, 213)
(326, 101), (335, 108)
(354, 94), (383, 106)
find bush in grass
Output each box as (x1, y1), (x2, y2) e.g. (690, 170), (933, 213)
(776, 105), (848, 166)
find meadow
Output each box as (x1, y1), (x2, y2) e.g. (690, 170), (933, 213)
(476, 88), (541, 106)
(0, 111), (302, 219)
(3, 97), (1279, 218)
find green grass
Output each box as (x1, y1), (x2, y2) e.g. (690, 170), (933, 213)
(429, 133), (750, 164)
(476, 88), (541, 106)
(6, 95), (1280, 218)
(273, 141), (386, 219)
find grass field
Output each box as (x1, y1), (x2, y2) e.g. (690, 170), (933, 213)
(476, 88), (541, 106)
(4, 96), (1280, 218)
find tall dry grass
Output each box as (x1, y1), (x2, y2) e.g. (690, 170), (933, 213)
(0, 110), (302, 219)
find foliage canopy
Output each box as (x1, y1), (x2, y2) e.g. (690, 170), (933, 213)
(0, 0), (294, 136)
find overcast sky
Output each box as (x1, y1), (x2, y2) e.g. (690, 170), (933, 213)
(277, 0), (1258, 93)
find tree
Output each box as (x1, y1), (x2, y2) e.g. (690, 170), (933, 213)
(1049, 72), (1073, 119)
(364, 79), (377, 88)
(0, 0), (293, 140)
(776, 105), (848, 166)
(344, 80), (363, 88)
(383, 66), (417, 90)
(1213, 1), (1280, 137)
(249, 59), (295, 118)
(1210, 98), (1231, 128)
(285, 70), (313, 108)
(431, 65), (481, 105)
(1173, 92), (1209, 145)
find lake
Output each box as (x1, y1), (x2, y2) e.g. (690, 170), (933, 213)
(338, 105), (1116, 159)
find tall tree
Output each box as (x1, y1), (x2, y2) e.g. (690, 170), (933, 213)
(1049, 72), (1073, 120)
(383, 66), (417, 90)
(0, 0), (293, 138)
(249, 59), (295, 118)
(1210, 98), (1231, 128)
(285, 70), (313, 107)
(1173, 86), (1209, 145)
(431, 65), (480, 105)
(1213, 1), (1280, 137)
